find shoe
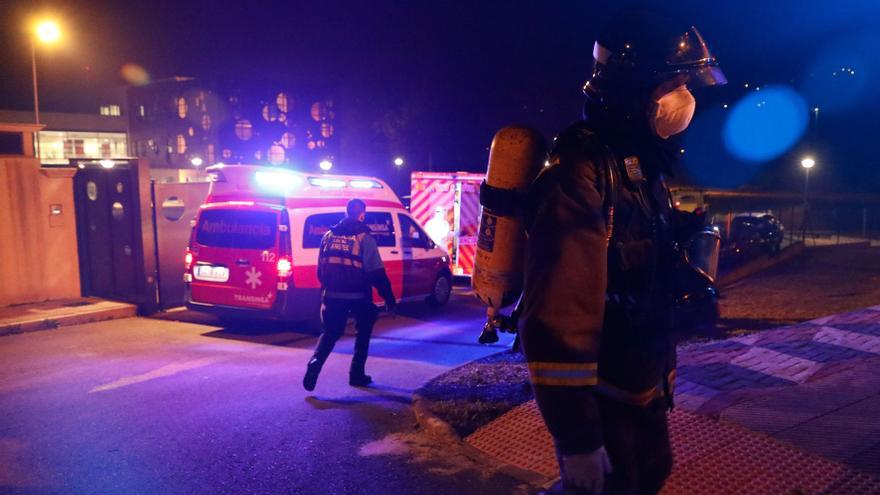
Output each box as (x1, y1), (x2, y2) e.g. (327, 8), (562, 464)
(349, 373), (372, 387)
(303, 360), (321, 391)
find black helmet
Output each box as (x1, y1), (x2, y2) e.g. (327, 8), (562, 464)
(584, 8), (727, 98)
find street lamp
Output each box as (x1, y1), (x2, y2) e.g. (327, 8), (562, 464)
(31, 19), (62, 125)
(319, 159), (333, 171)
(190, 157), (203, 167)
(801, 156), (815, 201)
(393, 157), (404, 167)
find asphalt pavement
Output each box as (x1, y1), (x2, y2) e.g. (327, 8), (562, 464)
(0, 289), (530, 495)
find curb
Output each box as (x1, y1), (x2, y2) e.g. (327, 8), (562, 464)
(411, 393), (552, 487)
(719, 241), (805, 287)
(0, 302), (137, 337)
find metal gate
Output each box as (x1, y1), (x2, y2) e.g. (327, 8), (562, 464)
(73, 161), (142, 302)
(152, 181), (210, 309)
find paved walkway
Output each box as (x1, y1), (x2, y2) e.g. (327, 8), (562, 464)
(466, 305), (880, 494)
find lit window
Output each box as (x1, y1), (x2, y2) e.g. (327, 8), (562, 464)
(262, 105), (277, 122)
(109, 105), (121, 116)
(222, 149), (232, 159)
(276, 92), (289, 113)
(100, 106), (110, 116)
(307, 141), (316, 150)
(280, 132), (295, 149)
(254, 150), (262, 160)
(188, 127), (195, 137)
(177, 97), (187, 119)
(234, 120), (253, 141)
(268, 145), (285, 165)
(201, 114), (211, 130)
(321, 123), (334, 138)
(176, 135), (186, 154)
(310, 102), (325, 122)
(138, 105), (146, 117)
(278, 113), (287, 123)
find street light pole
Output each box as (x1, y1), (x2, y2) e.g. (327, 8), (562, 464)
(31, 38), (40, 125)
(800, 156), (816, 243)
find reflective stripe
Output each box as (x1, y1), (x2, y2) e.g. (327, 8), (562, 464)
(528, 361), (598, 387)
(324, 256), (363, 268)
(594, 369), (677, 407)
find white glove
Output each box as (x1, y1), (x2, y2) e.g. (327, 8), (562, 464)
(560, 445), (613, 494)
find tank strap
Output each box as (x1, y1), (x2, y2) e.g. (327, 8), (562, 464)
(594, 369), (676, 407)
(479, 181), (526, 216)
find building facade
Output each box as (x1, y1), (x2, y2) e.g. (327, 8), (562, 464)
(127, 77), (337, 172)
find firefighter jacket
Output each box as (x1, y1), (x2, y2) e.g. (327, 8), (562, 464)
(520, 121), (676, 456)
(318, 217), (395, 304)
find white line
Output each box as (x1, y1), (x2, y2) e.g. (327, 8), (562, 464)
(813, 326), (880, 355)
(730, 347), (822, 384)
(89, 357), (221, 393)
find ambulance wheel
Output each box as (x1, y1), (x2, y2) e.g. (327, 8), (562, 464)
(427, 273), (452, 307)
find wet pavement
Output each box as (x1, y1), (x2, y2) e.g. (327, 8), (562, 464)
(0, 290), (532, 495)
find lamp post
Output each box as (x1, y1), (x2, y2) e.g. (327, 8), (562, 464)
(31, 19), (61, 125)
(800, 157), (815, 203)
(800, 156), (815, 243)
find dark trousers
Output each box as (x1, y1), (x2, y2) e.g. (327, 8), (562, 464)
(597, 396), (673, 495)
(310, 298), (378, 376)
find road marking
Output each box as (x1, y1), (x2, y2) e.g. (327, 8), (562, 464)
(730, 346), (822, 384)
(813, 326), (880, 354)
(89, 357), (220, 393)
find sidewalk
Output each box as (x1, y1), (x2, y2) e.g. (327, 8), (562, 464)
(465, 305), (880, 494)
(0, 297), (136, 336)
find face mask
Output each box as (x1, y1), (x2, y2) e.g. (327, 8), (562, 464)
(649, 85), (696, 139)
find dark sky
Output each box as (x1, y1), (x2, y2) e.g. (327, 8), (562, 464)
(2, 0), (879, 191)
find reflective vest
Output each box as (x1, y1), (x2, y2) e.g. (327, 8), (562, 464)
(318, 229), (370, 296)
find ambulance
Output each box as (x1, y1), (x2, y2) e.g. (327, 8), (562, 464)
(184, 164), (453, 324)
(409, 171), (483, 276)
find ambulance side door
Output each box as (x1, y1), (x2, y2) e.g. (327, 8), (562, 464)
(397, 212), (435, 298)
(363, 210), (403, 303)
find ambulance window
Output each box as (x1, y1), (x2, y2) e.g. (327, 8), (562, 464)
(398, 214), (432, 249)
(363, 212), (396, 247)
(303, 212), (345, 249)
(196, 209), (277, 249)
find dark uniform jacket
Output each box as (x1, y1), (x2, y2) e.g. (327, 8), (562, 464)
(520, 121), (676, 455)
(318, 217), (395, 303)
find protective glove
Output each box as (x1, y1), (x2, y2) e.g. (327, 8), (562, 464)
(558, 446), (613, 495)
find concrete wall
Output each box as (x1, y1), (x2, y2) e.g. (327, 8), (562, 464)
(0, 157), (80, 305)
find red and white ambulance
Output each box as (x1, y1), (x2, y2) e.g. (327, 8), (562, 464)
(184, 164), (452, 324)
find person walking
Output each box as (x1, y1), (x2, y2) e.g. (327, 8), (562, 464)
(303, 198), (396, 391)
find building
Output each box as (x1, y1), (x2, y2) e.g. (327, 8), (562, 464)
(127, 77), (337, 176)
(0, 108), (128, 166)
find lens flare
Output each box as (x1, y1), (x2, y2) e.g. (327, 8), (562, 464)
(120, 63), (151, 86)
(723, 85), (808, 163)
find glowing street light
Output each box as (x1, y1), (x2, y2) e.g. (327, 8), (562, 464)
(393, 157), (404, 167)
(319, 159), (333, 171)
(800, 157), (815, 170)
(801, 156), (816, 206)
(190, 157), (203, 167)
(35, 20), (61, 43)
(30, 19), (62, 125)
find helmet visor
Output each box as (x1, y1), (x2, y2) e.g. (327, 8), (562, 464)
(667, 27), (727, 88)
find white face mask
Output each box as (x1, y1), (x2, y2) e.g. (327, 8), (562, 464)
(650, 85), (696, 139)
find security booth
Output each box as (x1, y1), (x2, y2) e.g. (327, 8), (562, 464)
(71, 158), (159, 313)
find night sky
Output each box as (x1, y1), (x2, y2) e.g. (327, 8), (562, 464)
(2, 0), (879, 192)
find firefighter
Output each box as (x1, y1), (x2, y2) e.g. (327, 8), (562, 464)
(521, 8), (726, 494)
(303, 198), (396, 391)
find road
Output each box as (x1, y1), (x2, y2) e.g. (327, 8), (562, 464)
(0, 289), (531, 495)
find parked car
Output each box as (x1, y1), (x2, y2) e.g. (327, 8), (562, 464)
(721, 214), (784, 262)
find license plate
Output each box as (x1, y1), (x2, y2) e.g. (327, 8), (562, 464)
(193, 264), (229, 282)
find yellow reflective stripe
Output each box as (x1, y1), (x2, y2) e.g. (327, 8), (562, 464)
(594, 369), (677, 406)
(325, 256), (363, 268)
(528, 361), (598, 387)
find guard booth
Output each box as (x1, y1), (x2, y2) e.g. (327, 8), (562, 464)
(410, 171), (483, 276)
(72, 158), (159, 312)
